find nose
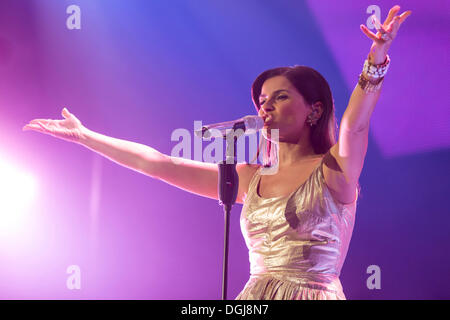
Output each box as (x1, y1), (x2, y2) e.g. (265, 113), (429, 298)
(259, 102), (274, 115)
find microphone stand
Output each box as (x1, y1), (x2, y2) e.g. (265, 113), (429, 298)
(217, 127), (242, 300)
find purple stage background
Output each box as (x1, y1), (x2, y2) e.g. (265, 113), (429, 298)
(0, 0), (449, 299)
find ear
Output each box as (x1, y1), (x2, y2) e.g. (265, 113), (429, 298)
(311, 101), (324, 119)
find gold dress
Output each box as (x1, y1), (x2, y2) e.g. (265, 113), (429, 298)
(236, 157), (358, 300)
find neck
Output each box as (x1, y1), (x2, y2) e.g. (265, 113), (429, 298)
(274, 128), (322, 170)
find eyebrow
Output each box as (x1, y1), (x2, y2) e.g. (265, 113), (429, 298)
(259, 89), (289, 99)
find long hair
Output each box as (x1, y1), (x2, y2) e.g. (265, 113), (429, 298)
(251, 65), (338, 167)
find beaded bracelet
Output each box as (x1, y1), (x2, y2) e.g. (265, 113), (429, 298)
(358, 54), (391, 93)
(362, 54), (391, 79)
(358, 73), (384, 93)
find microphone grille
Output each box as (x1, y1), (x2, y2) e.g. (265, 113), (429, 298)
(243, 115), (264, 130)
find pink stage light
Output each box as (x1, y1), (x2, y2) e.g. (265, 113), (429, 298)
(0, 155), (37, 239)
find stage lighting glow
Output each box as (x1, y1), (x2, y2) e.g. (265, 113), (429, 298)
(0, 157), (37, 237)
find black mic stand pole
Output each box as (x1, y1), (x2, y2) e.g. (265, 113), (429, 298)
(217, 128), (241, 300)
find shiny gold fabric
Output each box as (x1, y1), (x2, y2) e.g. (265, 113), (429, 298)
(236, 157), (358, 300)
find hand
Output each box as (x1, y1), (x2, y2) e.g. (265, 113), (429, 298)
(360, 5), (412, 64)
(23, 107), (87, 144)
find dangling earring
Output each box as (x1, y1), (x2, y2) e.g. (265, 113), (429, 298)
(307, 114), (315, 126)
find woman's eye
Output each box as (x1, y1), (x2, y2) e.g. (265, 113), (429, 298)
(260, 95), (287, 106)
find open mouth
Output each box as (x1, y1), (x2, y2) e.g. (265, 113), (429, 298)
(263, 115), (273, 125)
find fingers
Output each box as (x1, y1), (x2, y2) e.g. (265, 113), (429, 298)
(391, 16), (401, 33)
(398, 10), (412, 25)
(29, 119), (53, 125)
(23, 119), (56, 132)
(62, 107), (71, 119)
(363, 7), (412, 42)
(360, 24), (378, 42)
(370, 14), (387, 34)
(387, 9), (411, 33)
(384, 5), (401, 26)
(390, 10), (411, 36)
(22, 123), (47, 133)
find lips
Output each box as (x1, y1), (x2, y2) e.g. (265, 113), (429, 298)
(262, 114), (273, 125)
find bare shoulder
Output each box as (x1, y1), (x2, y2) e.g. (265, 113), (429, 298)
(236, 163), (261, 204)
(236, 163), (260, 186)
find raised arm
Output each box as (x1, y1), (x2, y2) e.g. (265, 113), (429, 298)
(23, 108), (258, 204)
(322, 6), (411, 204)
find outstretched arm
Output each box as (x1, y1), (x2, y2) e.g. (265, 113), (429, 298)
(323, 5), (411, 203)
(23, 108), (256, 203)
(344, 5), (412, 131)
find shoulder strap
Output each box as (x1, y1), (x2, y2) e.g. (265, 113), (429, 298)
(247, 166), (262, 196)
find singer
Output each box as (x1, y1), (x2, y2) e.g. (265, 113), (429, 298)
(22, 5), (411, 300)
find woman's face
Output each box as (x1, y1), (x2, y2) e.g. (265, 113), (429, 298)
(258, 75), (313, 142)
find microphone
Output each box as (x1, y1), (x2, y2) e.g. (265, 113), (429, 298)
(195, 115), (264, 139)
